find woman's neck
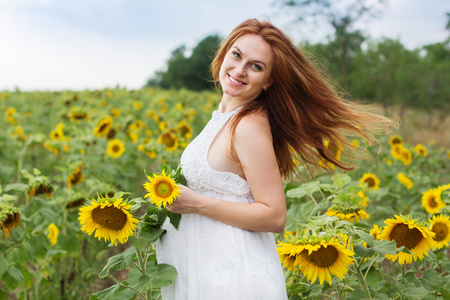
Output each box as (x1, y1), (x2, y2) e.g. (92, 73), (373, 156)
(220, 95), (251, 113)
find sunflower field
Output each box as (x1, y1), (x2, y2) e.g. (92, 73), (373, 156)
(1, 88), (450, 300)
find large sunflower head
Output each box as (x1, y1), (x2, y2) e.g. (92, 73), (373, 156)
(94, 116), (114, 137)
(277, 235), (355, 285)
(429, 214), (450, 249)
(106, 139), (125, 158)
(359, 173), (380, 190)
(421, 187), (446, 215)
(78, 193), (139, 246)
(397, 173), (414, 190)
(143, 169), (181, 207)
(378, 215), (435, 264)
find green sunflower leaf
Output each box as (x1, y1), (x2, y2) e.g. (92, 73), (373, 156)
(137, 263), (178, 290)
(161, 208), (181, 230)
(90, 282), (122, 300)
(98, 248), (135, 278)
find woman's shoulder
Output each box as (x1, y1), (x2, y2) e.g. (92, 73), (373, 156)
(234, 109), (271, 140)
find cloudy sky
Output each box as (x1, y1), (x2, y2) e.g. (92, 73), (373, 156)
(0, 0), (448, 91)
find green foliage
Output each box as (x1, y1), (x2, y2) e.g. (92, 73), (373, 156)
(147, 34), (222, 91)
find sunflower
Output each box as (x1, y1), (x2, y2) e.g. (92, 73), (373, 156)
(138, 144), (157, 159)
(359, 173), (380, 190)
(143, 169), (181, 207)
(47, 223), (59, 245)
(94, 117), (114, 137)
(69, 111), (90, 122)
(66, 198), (86, 209)
(326, 206), (370, 223)
(378, 215), (435, 264)
(389, 135), (403, 147)
(319, 140), (343, 170)
(399, 147), (412, 165)
(429, 214), (450, 249)
(397, 173), (414, 190)
(157, 132), (178, 152)
(49, 123), (66, 141)
(421, 187), (446, 215)
(111, 108), (121, 118)
(79, 194), (139, 246)
(177, 120), (193, 140)
(351, 190), (369, 207)
(43, 141), (59, 155)
(0, 205), (20, 238)
(106, 139), (125, 158)
(27, 182), (54, 199)
(277, 236), (355, 285)
(447, 150), (450, 160)
(370, 224), (382, 240)
(67, 165), (84, 188)
(413, 144), (428, 157)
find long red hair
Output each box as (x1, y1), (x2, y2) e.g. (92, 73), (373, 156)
(210, 19), (396, 179)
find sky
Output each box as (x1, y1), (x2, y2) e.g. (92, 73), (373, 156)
(0, 0), (448, 92)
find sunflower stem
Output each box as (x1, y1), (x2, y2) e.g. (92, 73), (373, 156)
(364, 255), (380, 280)
(354, 264), (372, 299)
(120, 283), (147, 299)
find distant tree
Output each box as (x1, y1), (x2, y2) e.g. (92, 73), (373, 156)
(276, 0), (387, 86)
(146, 35), (222, 91)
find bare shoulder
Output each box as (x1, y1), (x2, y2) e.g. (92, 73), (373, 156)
(234, 110), (272, 141)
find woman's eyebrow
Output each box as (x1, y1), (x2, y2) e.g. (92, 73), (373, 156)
(232, 46), (267, 68)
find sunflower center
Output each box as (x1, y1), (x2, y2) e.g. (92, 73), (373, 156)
(389, 223), (423, 250)
(112, 144), (121, 152)
(162, 134), (175, 147)
(427, 196), (437, 207)
(301, 245), (338, 268)
(364, 178), (375, 187)
(92, 205), (127, 230)
(98, 123), (108, 134)
(155, 182), (173, 198)
(392, 138), (401, 144)
(432, 223), (448, 242)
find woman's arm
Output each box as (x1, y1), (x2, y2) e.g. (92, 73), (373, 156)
(166, 112), (287, 233)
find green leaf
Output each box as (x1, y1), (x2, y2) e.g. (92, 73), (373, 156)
(286, 181), (321, 198)
(161, 208), (182, 230)
(90, 283), (122, 300)
(372, 239), (397, 255)
(0, 255), (7, 277)
(400, 286), (430, 299)
(0, 289), (8, 300)
(1, 266), (24, 290)
(138, 263), (178, 290)
(4, 183), (28, 192)
(144, 170), (154, 178)
(332, 173), (351, 189)
(354, 229), (375, 247)
(98, 248), (135, 278)
(417, 269), (440, 292)
(353, 244), (375, 258)
(140, 226), (166, 243)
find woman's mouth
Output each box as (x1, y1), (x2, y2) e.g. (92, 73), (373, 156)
(228, 74), (246, 85)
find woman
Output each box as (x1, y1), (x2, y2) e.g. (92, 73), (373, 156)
(156, 18), (394, 300)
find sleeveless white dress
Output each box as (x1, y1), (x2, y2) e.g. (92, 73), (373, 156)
(156, 105), (288, 300)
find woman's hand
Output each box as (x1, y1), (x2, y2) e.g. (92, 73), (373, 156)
(166, 185), (204, 214)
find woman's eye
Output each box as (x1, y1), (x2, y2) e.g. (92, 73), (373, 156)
(232, 52), (241, 59)
(251, 64), (262, 71)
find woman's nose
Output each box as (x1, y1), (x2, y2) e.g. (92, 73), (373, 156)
(235, 62), (247, 76)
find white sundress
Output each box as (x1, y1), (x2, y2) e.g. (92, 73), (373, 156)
(156, 105), (288, 300)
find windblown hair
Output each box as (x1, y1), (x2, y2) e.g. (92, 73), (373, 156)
(210, 19), (397, 179)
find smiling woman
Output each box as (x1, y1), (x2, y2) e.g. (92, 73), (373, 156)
(155, 18), (396, 300)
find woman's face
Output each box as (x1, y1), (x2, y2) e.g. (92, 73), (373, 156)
(219, 34), (274, 102)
